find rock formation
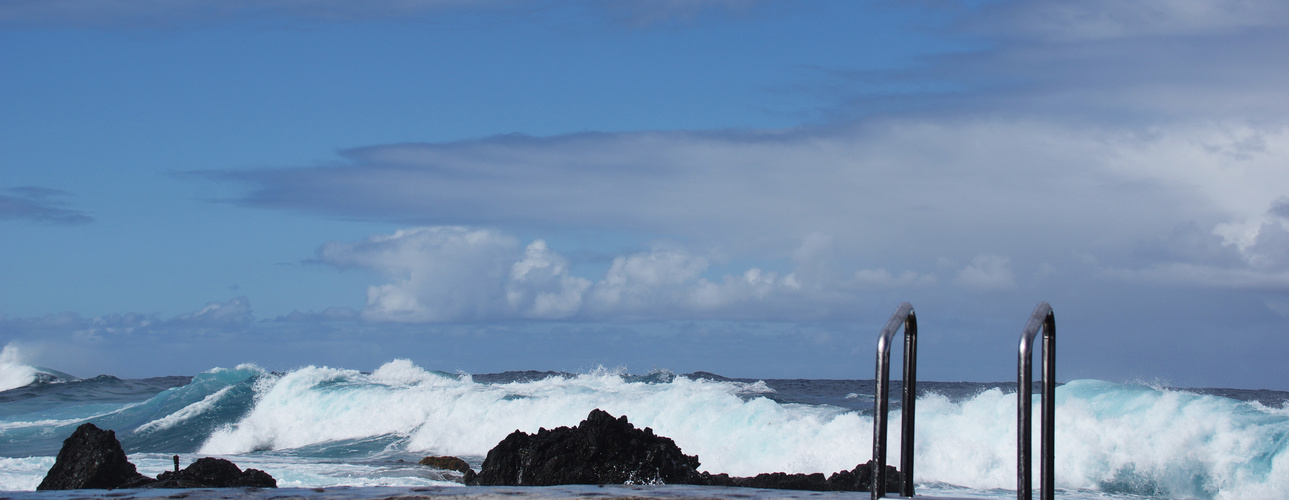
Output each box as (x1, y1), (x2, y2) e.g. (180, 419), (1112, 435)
(469, 409), (704, 486)
(37, 423), (153, 490)
(150, 457), (277, 488)
(38, 423), (275, 490)
(468, 408), (903, 492)
(419, 456), (472, 474)
(702, 461), (902, 492)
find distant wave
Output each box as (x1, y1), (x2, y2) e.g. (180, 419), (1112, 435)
(0, 344), (38, 392)
(0, 344), (79, 393)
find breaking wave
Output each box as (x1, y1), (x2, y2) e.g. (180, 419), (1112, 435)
(3, 358), (1287, 498)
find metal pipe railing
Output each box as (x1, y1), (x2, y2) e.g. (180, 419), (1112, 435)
(1017, 302), (1056, 500)
(872, 302), (917, 499)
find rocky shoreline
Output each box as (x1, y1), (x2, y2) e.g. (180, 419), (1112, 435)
(37, 410), (899, 494)
(463, 409), (901, 492)
(37, 423), (277, 490)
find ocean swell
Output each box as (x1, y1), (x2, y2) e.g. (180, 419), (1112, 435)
(4, 358), (1288, 499)
(194, 361), (1289, 499)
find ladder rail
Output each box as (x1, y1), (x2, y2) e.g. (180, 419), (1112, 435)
(1017, 302), (1056, 500)
(872, 302), (917, 499)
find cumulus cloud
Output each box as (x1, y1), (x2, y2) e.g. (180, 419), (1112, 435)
(315, 227), (830, 322)
(0, 186), (93, 225)
(318, 227), (519, 322)
(507, 240), (592, 319)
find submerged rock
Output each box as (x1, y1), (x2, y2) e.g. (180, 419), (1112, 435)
(419, 456), (472, 474)
(469, 409), (704, 486)
(37, 423), (153, 490)
(149, 457), (277, 488)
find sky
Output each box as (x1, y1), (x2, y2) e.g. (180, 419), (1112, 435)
(2, 0), (1288, 389)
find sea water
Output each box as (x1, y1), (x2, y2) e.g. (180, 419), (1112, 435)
(1, 356), (1287, 499)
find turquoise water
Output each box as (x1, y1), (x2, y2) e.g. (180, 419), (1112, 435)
(2, 358), (1287, 499)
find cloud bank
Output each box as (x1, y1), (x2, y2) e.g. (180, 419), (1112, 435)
(186, 0), (1289, 314)
(209, 119), (1289, 303)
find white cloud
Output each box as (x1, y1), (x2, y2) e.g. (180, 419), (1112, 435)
(319, 227), (519, 322)
(211, 118), (1289, 303)
(508, 240), (592, 319)
(315, 228), (862, 322)
(953, 255), (1017, 291)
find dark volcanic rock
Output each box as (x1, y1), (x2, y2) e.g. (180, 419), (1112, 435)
(39, 424), (276, 490)
(825, 460), (903, 492)
(149, 457), (277, 488)
(419, 456), (472, 474)
(703, 471), (831, 491)
(37, 423), (153, 490)
(469, 409), (704, 486)
(698, 461), (900, 492)
(468, 409), (902, 492)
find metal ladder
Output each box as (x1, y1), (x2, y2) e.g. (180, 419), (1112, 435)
(870, 302), (1056, 500)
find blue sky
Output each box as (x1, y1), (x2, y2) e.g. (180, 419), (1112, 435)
(2, 0), (1288, 389)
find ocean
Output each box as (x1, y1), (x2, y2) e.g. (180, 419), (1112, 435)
(2, 357), (1287, 499)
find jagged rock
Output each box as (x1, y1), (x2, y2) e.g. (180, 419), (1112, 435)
(467, 409), (903, 492)
(702, 471), (831, 491)
(149, 457), (277, 488)
(39, 424), (276, 490)
(469, 409), (704, 486)
(697, 461), (900, 492)
(419, 456), (472, 474)
(37, 423), (153, 490)
(824, 460), (903, 492)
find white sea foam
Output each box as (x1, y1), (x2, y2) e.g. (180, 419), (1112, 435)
(198, 361), (857, 476)
(0, 457), (54, 491)
(0, 344), (38, 392)
(910, 380), (1289, 499)
(192, 360), (1286, 499)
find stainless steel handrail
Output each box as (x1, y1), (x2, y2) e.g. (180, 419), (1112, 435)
(1017, 302), (1055, 500)
(872, 302), (917, 499)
